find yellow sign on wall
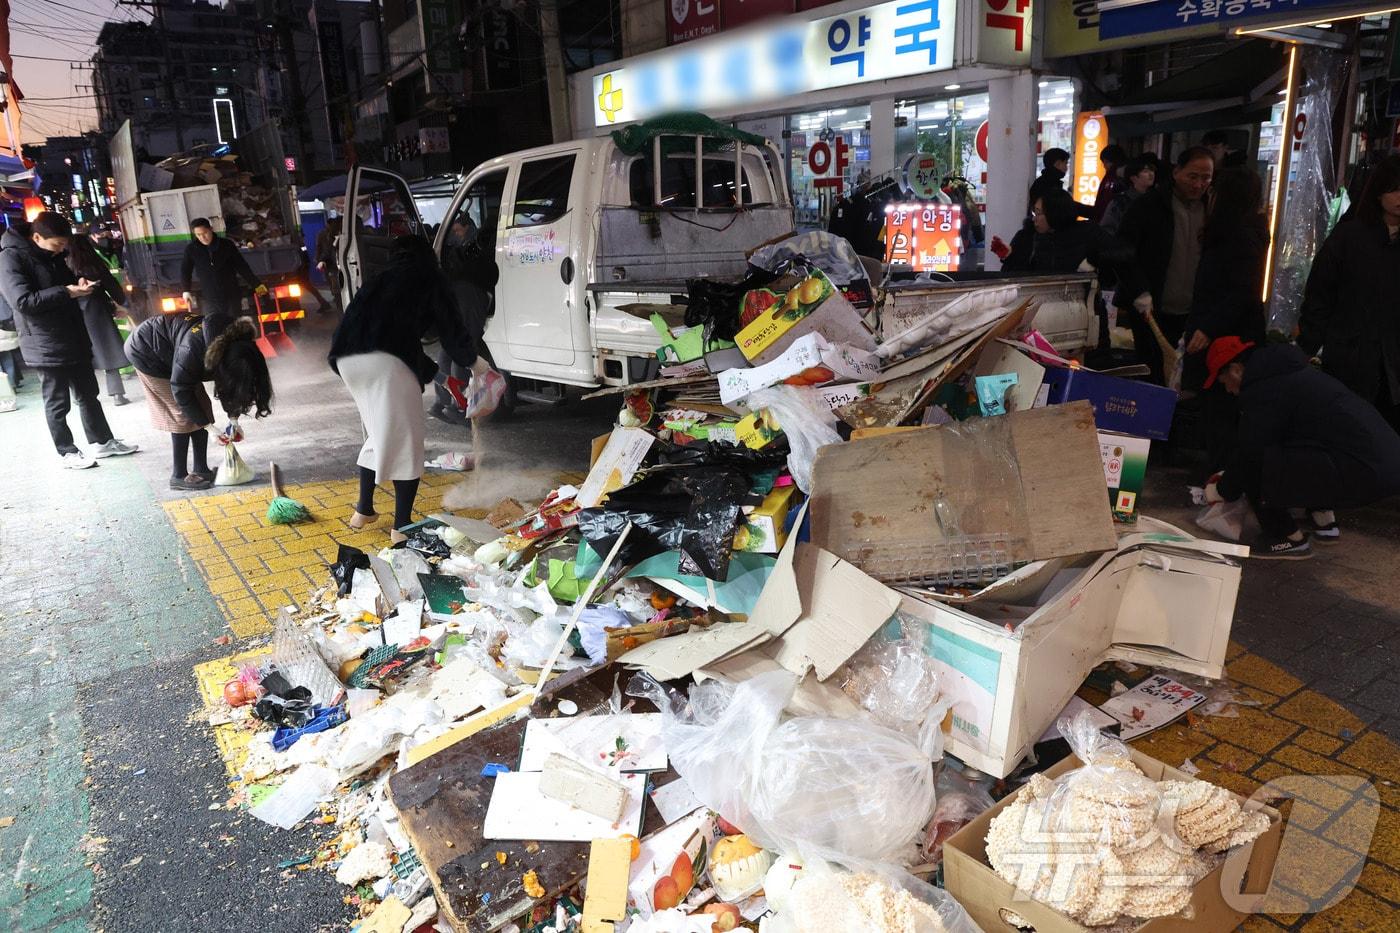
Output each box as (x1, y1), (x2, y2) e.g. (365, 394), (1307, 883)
(1073, 112), (1108, 204)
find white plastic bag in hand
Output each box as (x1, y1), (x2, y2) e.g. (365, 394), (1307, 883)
(215, 441), (255, 486)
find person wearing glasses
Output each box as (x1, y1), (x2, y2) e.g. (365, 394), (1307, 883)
(1112, 146), (1216, 385)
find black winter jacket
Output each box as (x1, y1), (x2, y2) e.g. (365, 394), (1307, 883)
(1185, 217), (1269, 344)
(1027, 168), (1094, 220)
(180, 236), (261, 303)
(1298, 217), (1400, 403)
(1112, 187), (1203, 312)
(0, 228), (91, 368)
(124, 312), (212, 426)
(1218, 344), (1400, 509)
(329, 254), (477, 386)
(1002, 221), (1132, 275)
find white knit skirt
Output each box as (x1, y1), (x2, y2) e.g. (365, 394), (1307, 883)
(337, 351), (425, 483)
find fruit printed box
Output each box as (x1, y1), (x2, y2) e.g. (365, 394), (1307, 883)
(629, 808), (716, 917)
(735, 268), (876, 365)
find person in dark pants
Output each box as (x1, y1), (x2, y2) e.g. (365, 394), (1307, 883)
(66, 231), (131, 405)
(180, 218), (268, 339)
(431, 220), (499, 424)
(1204, 338), (1400, 559)
(125, 314), (272, 490)
(0, 212), (139, 468)
(1091, 144), (1128, 225)
(1299, 153), (1400, 432)
(315, 217), (343, 314)
(1184, 168), (1270, 478)
(1113, 146), (1215, 385)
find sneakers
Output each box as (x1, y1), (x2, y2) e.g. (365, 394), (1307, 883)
(428, 402), (466, 426)
(1308, 509), (1340, 543)
(1252, 534), (1313, 561)
(170, 473), (212, 491)
(111, 394), (130, 407)
(62, 451), (97, 470)
(92, 438), (140, 458)
(462, 369), (507, 419)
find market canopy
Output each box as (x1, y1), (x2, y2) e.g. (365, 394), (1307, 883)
(1102, 39), (1286, 135)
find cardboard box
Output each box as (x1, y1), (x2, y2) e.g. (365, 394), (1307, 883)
(898, 518), (1248, 777)
(735, 269), (876, 364)
(1099, 431), (1152, 523)
(944, 748), (1283, 933)
(1042, 367), (1178, 442)
(734, 484), (799, 554)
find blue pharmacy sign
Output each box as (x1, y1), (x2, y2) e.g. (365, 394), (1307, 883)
(1098, 0), (1367, 41)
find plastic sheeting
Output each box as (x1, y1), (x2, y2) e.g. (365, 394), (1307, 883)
(1267, 45), (1346, 336)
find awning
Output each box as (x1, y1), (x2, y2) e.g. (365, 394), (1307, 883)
(1102, 40), (1286, 134)
(301, 174), (348, 201)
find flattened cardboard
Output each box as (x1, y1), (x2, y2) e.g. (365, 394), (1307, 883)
(483, 769), (645, 842)
(943, 748), (1283, 933)
(809, 401), (1117, 570)
(578, 428), (655, 508)
(972, 341), (1047, 413)
(769, 545), (902, 681)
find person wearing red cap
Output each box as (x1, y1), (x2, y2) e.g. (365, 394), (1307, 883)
(1203, 338), (1400, 559)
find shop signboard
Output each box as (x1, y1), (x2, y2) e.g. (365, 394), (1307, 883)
(592, 0), (956, 126)
(1098, 0), (1365, 41)
(1045, 1), (1222, 56)
(721, 0), (794, 31)
(1072, 111), (1107, 203)
(976, 0), (1032, 67)
(884, 202), (962, 272)
(668, 0), (722, 45)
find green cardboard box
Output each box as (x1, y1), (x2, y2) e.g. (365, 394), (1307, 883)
(1098, 431), (1151, 523)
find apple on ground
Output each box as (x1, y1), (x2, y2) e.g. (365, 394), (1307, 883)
(702, 903), (741, 931)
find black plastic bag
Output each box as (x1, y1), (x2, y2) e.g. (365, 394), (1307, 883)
(576, 466), (749, 580)
(684, 266), (780, 342)
(654, 435), (791, 470)
(329, 544), (370, 598)
(253, 685), (315, 728)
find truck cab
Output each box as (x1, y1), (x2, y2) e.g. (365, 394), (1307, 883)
(339, 124), (792, 392)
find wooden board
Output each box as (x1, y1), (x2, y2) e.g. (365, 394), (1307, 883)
(808, 401), (1117, 574)
(388, 667), (671, 933)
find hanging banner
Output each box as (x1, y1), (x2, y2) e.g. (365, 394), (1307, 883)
(1072, 111), (1107, 204)
(884, 202), (962, 272)
(669, 0), (721, 45)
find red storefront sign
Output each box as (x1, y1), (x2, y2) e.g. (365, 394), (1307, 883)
(668, 0), (721, 45)
(720, 0), (794, 31)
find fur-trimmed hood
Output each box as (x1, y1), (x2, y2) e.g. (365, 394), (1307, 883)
(204, 315), (256, 371)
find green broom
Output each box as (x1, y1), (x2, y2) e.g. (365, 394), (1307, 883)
(267, 463), (312, 525)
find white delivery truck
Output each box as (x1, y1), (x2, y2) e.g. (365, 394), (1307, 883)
(338, 120), (794, 408)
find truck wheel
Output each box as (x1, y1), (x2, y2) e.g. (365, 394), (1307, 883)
(492, 371), (517, 421)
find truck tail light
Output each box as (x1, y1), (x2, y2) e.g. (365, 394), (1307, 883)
(161, 297), (177, 312)
(287, 283), (301, 298)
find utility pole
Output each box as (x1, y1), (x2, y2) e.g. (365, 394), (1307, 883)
(119, 0), (186, 151)
(537, 0), (572, 143)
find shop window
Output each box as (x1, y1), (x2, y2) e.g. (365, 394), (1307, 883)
(512, 155), (575, 227)
(788, 106), (872, 231)
(1037, 78), (1077, 169)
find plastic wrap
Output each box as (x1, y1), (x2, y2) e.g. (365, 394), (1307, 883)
(1267, 44), (1345, 337)
(330, 544), (370, 598)
(748, 231), (869, 288)
(633, 671), (936, 866)
(920, 784), (994, 867)
(839, 622), (948, 759)
(380, 548), (430, 601)
(760, 859), (980, 933)
(1195, 499), (1260, 543)
(742, 386), (842, 495)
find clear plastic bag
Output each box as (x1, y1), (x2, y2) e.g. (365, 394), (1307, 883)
(839, 623), (948, 759)
(1195, 499), (1260, 543)
(760, 859), (980, 933)
(744, 385), (842, 495)
(1043, 709), (1164, 844)
(921, 769), (995, 866)
(632, 670), (936, 866)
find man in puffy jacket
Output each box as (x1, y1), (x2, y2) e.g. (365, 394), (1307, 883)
(180, 218), (267, 338)
(0, 212), (139, 468)
(1204, 337), (1400, 559)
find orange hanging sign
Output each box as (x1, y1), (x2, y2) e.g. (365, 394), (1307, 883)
(884, 203), (962, 272)
(1073, 112), (1108, 203)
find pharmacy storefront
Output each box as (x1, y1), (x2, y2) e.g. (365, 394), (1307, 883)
(573, 0), (1070, 269)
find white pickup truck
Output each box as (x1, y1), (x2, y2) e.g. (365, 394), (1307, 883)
(338, 125), (794, 407)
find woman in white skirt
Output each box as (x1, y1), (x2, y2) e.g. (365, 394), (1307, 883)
(329, 234), (504, 542)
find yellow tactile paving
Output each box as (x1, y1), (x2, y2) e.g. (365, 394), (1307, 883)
(194, 647), (272, 774)
(162, 475), (1400, 929)
(163, 472), (465, 638)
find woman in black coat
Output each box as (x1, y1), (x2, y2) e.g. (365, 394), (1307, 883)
(1002, 191), (1131, 274)
(66, 232), (131, 405)
(1206, 339), (1400, 559)
(1299, 153), (1400, 430)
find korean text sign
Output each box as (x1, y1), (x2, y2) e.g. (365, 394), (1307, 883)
(885, 203), (963, 271)
(593, 0), (956, 126)
(1098, 0), (1357, 41)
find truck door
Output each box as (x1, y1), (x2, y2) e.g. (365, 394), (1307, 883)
(339, 167), (421, 306)
(497, 151), (583, 366)
(433, 167), (509, 364)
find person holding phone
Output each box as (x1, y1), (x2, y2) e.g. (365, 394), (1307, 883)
(0, 212), (138, 468)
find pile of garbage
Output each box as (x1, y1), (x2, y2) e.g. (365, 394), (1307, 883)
(144, 149), (291, 246)
(203, 232), (1275, 932)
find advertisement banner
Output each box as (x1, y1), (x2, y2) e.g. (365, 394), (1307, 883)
(721, 0), (794, 31)
(1098, 0), (1362, 41)
(1072, 111), (1107, 204)
(593, 0), (956, 126)
(976, 0), (1032, 67)
(884, 203), (963, 272)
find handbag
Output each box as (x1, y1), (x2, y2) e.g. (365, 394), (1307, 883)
(215, 440), (255, 486)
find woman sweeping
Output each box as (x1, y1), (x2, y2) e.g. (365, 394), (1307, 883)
(329, 234), (504, 542)
(67, 230), (132, 406)
(124, 313), (273, 490)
